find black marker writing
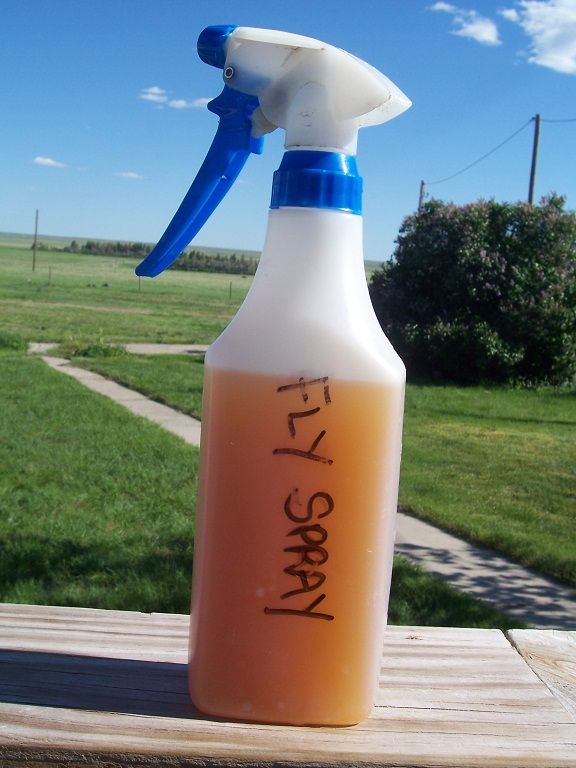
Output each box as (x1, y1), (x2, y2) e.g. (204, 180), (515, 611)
(265, 376), (336, 620)
(265, 486), (335, 620)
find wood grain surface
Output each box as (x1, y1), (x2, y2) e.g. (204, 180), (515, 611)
(0, 603), (575, 768)
(508, 629), (576, 720)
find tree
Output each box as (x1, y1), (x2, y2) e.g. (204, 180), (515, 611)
(369, 195), (576, 385)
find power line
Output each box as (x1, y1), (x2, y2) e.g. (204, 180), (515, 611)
(426, 118), (533, 186)
(418, 113), (576, 211)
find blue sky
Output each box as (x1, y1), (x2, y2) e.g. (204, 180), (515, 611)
(2, 0), (575, 262)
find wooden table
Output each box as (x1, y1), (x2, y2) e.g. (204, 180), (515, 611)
(0, 603), (574, 767)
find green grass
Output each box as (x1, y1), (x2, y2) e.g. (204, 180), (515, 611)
(63, 352), (576, 589)
(388, 555), (524, 629)
(0, 350), (198, 612)
(401, 385), (576, 588)
(0, 245), (251, 344)
(2, 243), (571, 625)
(0, 349), (525, 627)
(0, 330), (27, 351)
(0, 244), (377, 345)
(0, 231), (261, 259)
(73, 352), (205, 419)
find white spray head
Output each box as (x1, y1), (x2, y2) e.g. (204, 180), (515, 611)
(214, 26), (411, 154)
(136, 25), (411, 277)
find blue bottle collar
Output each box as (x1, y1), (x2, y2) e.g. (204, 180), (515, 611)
(270, 151), (362, 215)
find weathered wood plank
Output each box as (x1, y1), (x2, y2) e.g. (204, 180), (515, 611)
(0, 602), (188, 661)
(508, 629), (576, 720)
(0, 604), (575, 768)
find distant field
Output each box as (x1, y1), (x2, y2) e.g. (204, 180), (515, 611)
(0, 230), (381, 273)
(0, 240), (381, 344)
(0, 245), (251, 343)
(0, 231), (261, 261)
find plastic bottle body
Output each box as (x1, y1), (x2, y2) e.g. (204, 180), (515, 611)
(189, 208), (405, 726)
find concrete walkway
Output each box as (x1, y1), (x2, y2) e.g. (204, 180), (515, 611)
(29, 342), (208, 356)
(35, 347), (576, 630)
(395, 515), (575, 629)
(41, 356), (202, 446)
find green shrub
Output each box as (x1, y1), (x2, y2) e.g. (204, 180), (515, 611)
(0, 331), (27, 351)
(57, 336), (128, 359)
(370, 195), (576, 385)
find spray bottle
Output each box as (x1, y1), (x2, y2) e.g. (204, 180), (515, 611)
(136, 25), (411, 726)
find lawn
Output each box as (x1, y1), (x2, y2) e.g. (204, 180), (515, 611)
(72, 352), (205, 419)
(72, 350), (576, 589)
(0, 348), (520, 628)
(1, 243), (572, 626)
(0, 244), (378, 345)
(401, 385), (576, 587)
(0, 245), (251, 343)
(0, 350), (198, 612)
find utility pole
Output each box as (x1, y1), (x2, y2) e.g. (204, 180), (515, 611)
(528, 114), (541, 205)
(418, 180), (426, 212)
(32, 209), (39, 272)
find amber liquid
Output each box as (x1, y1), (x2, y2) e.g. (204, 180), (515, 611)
(189, 366), (403, 725)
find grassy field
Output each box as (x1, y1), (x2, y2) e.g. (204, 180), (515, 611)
(0, 244), (381, 344)
(72, 350), (576, 588)
(0, 231), (261, 259)
(73, 352), (206, 419)
(1, 244), (573, 626)
(0, 349), (198, 612)
(0, 347), (520, 628)
(0, 245), (252, 343)
(401, 385), (576, 587)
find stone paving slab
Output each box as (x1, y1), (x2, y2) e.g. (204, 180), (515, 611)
(41, 356), (202, 446)
(28, 342), (58, 354)
(124, 343), (208, 355)
(29, 342), (209, 356)
(396, 513), (576, 630)
(37, 352), (576, 629)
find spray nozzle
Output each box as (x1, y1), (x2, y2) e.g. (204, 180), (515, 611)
(136, 25), (411, 277)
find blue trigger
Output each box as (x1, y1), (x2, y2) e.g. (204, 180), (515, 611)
(136, 86), (264, 278)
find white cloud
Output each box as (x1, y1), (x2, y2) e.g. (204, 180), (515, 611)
(499, 8), (520, 22)
(140, 85), (168, 103)
(429, 3), (501, 46)
(167, 97), (211, 109)
(115, 171), (144, 179)
(456, 15), (501, 45)
(140, 87), (211, 110)
(430, 2), (457, 11)
(167, 99), (190, 109)
(500, 0), (576, 74)
(33, 156), (67, 168)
